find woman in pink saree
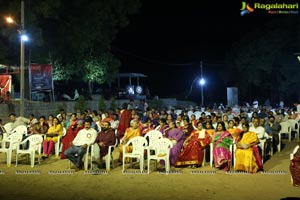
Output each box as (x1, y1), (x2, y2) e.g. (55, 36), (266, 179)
(212, 122), (233, 171)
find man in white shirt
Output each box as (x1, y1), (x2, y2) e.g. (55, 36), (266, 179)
(293, 102), (300, 122)
(250, 117), (267, 139)
(64, 120), (97, 170)
(250, 117), (271, 158)
(9, 113), (30, 130)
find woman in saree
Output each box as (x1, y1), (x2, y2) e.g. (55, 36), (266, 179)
(212, 122), (233, 171)
(157, 118), (169, 134)
(204, 121), (215, 163)
(235, 122), (263, 173)
(290, 142), (300, 187)
(227, 120), (242, 142)
(60, 120), (84, 159)
(163, 121), (184, 166)
(175, 121), (211, 168)
(118, 119), (141, 163)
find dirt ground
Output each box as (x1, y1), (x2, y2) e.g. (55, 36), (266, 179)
(0, 139), (300, 200)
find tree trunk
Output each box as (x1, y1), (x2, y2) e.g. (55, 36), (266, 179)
(88, 80), (92, 98)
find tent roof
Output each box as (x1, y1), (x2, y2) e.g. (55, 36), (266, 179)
(116, 73), (147, 78)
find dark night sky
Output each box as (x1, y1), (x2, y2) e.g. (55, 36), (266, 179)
(111, 0), (288, 104)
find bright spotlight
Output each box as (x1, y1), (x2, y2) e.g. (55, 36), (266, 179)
(21, 34), (28, 41)
(127, 85), (135, 95)
(136, 86), (143, 94)
(199, 78), (205, 86)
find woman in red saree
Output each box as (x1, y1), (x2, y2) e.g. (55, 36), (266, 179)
(60, 120), (84, 159)
(117, 103), (132, 141)
(290, 143), (300, 187)
(175, 122), (211, 168)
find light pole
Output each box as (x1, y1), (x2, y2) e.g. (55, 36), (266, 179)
(6, 0), (26, 117)
(199, 61), (205, 108)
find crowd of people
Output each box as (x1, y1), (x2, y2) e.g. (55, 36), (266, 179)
(0, 99), (300, 186)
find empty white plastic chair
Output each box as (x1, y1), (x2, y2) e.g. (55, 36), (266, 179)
(280, 121), (292, 142)
(0, 133), (23, 166)
(144, 130), (163, 149)
(122, 136), (148, 173)
(147, 138), (173, 174)
(15, 134), (43, 167)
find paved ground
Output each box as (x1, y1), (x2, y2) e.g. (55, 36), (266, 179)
(0, 138), (300, 200)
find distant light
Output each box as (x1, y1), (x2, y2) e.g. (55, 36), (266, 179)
(21, 34), (28, 42)
(199, 78), (205, 86)
(136, 86), (143, 94)
(6, 17), (14, 24)
(127, 85), (134, 95)
(298, 56), (300, 61)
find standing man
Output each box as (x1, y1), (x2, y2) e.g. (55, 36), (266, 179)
(92, 121), (116, 169)
(117, 103), (132, 143)
(64, 119), (97, 171)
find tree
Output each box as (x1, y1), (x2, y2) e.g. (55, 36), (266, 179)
(226, 17), (300, 105)
(0, 0), (141, 87)
(82, 52), (120, 96)
(74, 95), (87, 113)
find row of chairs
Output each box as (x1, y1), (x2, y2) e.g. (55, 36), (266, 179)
(0, 123), (67, 168)
(122, 130), (174, 174)
(279, 120), (299, 143)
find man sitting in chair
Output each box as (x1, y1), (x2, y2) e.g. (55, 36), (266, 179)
(92, 121), (116, 168)
(64, 119), (97, 171)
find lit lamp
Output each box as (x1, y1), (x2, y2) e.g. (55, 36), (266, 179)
(5, 1), (27, 117)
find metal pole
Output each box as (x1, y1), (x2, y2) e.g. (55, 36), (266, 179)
(20, 0), (25, 117)
(200, 61), (204, 107)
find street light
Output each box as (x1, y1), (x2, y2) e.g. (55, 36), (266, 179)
(199, 77), (205, 107)
(5, 0), (26, 117)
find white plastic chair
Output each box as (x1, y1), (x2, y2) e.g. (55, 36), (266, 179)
(58, 127), (67, 154)
(280, 121), (292, 142)
(0, 133), (23, 166)
(287, 119), (299, 141)
(105, 138), (117, 171)
(122, 136), (148, 173)
(11, 125), (28, 136)
(15, 134), (43, 167)
(144, 130), (163, 149)
(147, 138), (173, 174)
(3, 122), (13, 133)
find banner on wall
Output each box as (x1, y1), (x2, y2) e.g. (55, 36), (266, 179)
(29, 63), (53, 91)
(0, 75), (12, 96)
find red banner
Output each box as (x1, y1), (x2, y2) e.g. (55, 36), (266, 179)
(0, 75), (12, 96)
(29, 63), (53, 91)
